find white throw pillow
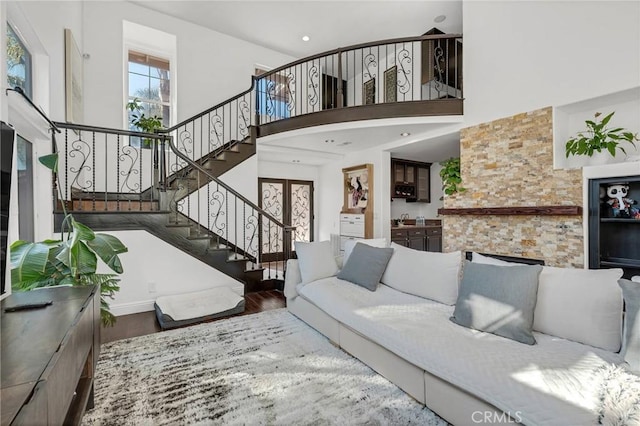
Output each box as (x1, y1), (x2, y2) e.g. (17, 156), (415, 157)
(294, 241), (339, 284)
(343, 238), (388, 264)
(472, 252), (518, 266)
(533, 266), (624, 352)
(381, 243), (462, 305)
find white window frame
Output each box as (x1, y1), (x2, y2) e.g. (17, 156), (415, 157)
(122, 21), (177, 132)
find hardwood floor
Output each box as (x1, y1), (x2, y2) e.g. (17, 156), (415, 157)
(101, 290), (286, 344)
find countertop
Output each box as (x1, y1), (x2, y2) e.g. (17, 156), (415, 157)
(390, 219), (441, 230)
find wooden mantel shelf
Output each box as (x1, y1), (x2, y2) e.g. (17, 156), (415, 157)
(437, 206), (583, 216)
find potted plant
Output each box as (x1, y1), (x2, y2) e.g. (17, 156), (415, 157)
(127, 97), (165, 148)
(10, 153), (127, 326)
(439, 157), (465, 199)
(565, 111), (639, 158)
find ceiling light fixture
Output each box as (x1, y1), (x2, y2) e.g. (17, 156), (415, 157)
(302, 35), (310, 42)
(400, 132), (411, 137)
(434, 15), (446, 23)
(325, 139), (335, 143)
(292, 159), (301, 163)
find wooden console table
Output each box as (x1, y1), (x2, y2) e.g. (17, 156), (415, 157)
(1, 285), (100, 425)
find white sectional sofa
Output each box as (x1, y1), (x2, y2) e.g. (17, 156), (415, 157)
(284, 240), (640, 426)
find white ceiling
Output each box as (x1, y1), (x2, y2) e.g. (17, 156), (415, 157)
(130, 0), (464, 165)
(131, 1), (462, 58)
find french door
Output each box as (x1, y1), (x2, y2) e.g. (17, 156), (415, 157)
(259, 178), (313, 261)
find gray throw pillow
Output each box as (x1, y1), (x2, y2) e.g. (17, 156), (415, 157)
(450, 261), (542, 345)
(337, 243), (394, 291)
(619, 279), (640, 373)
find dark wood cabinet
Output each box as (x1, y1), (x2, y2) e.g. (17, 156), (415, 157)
(393, 160), (415, 185)
(391, 159), (431, 202)
(588, 176), (640, 279)
(390, 222), (442, 252)
(1, 286), (100, 426)
(391, 229), (410, 247)
(425, 227), (442, 252)
(416, 165), (430, 203)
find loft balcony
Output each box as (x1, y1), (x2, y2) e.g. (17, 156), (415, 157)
(253, 34), (462, 137)
(167, 33), (463, 148)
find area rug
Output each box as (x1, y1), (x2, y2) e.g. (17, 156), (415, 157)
(83, 309), (447, 425)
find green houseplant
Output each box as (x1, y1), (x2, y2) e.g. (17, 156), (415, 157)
(565, 111), (639, 158)
(127, 97), (164, 148)
(439, 157), (465, 198)
(10, 153), (127, 326)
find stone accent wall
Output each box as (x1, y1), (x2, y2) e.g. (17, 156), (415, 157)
(443, 107), (584, 267)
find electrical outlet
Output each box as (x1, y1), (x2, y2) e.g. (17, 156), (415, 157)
(148, 282), (157, 293)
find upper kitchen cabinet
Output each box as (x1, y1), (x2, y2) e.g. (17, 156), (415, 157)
(391, 158), (431, 202)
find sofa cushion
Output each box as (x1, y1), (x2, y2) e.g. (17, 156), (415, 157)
(343, 238), (387, 264)
(533, 266), (623, 352)
(294, 240), (339, 284)
(619, 279), (640, 373)
(450, 261), (542, 345)
(381, 243), (461, 305)
(338, 243), (393, 291)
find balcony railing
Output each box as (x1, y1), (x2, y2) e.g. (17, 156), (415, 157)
(254, 33), (462, 129)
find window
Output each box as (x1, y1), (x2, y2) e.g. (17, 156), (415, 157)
(127, 51), (170, 131)
(16, 136), (34, 242)
(6, 23), (32, 97)
(255, 67), (291, 120)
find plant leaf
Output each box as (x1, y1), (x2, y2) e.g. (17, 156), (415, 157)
(87, 233), (128, 274)
(38, 153), (58, 172)
(71, 218), (96, 242)
(600, 111), (615, 127)
(10, 241), (52, 286)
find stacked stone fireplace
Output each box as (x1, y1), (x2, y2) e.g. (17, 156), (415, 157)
(442, 107), (584, 267)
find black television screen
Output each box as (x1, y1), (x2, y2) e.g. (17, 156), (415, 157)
(1, 121), (15, 295)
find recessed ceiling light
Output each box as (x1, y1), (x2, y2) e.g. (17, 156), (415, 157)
(400, 132), (411, 137)
(302, 35), (310, 42)
(434, 15), (446, 23)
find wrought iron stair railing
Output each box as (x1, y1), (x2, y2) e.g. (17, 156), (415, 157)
(164, 130), (294, 279)
(54, 122), (170, 212)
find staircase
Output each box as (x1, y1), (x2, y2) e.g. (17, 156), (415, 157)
(50, 33), (464, 294)
(54, 93), (292, 292)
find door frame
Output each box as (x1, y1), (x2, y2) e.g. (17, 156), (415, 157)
(258, 178), (314, 262)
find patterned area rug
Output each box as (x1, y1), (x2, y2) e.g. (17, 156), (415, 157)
(83, 309), (447, 425)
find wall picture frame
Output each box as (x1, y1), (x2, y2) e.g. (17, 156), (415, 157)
(384, 66), (397, 103)
(65, 28), (83, 123)
(363, 78), (375, 105)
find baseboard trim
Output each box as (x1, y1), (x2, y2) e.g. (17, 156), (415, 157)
(110, 300), (155, 316)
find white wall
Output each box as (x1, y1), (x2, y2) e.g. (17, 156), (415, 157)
(258, 160), (320, 241)
(462, 0), (640, 128)
(317, 148), (391, 241)
(390, 162), (444, 220)
(97, 230), (244, 316)
(81, 1), (295, 128)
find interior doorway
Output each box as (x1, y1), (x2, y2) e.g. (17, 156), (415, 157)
(259, 178), (314, 261)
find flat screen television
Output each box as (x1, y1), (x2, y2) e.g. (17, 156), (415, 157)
(1, 121), (15, 295)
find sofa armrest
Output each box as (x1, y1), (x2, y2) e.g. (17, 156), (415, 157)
(284, 259), (302, 299)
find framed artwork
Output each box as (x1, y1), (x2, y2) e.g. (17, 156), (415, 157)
(363, 78), (375, 105)
(65, 28), (83, 123)
(384, 66), (397, 103)
(342, 163), (373, 212)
